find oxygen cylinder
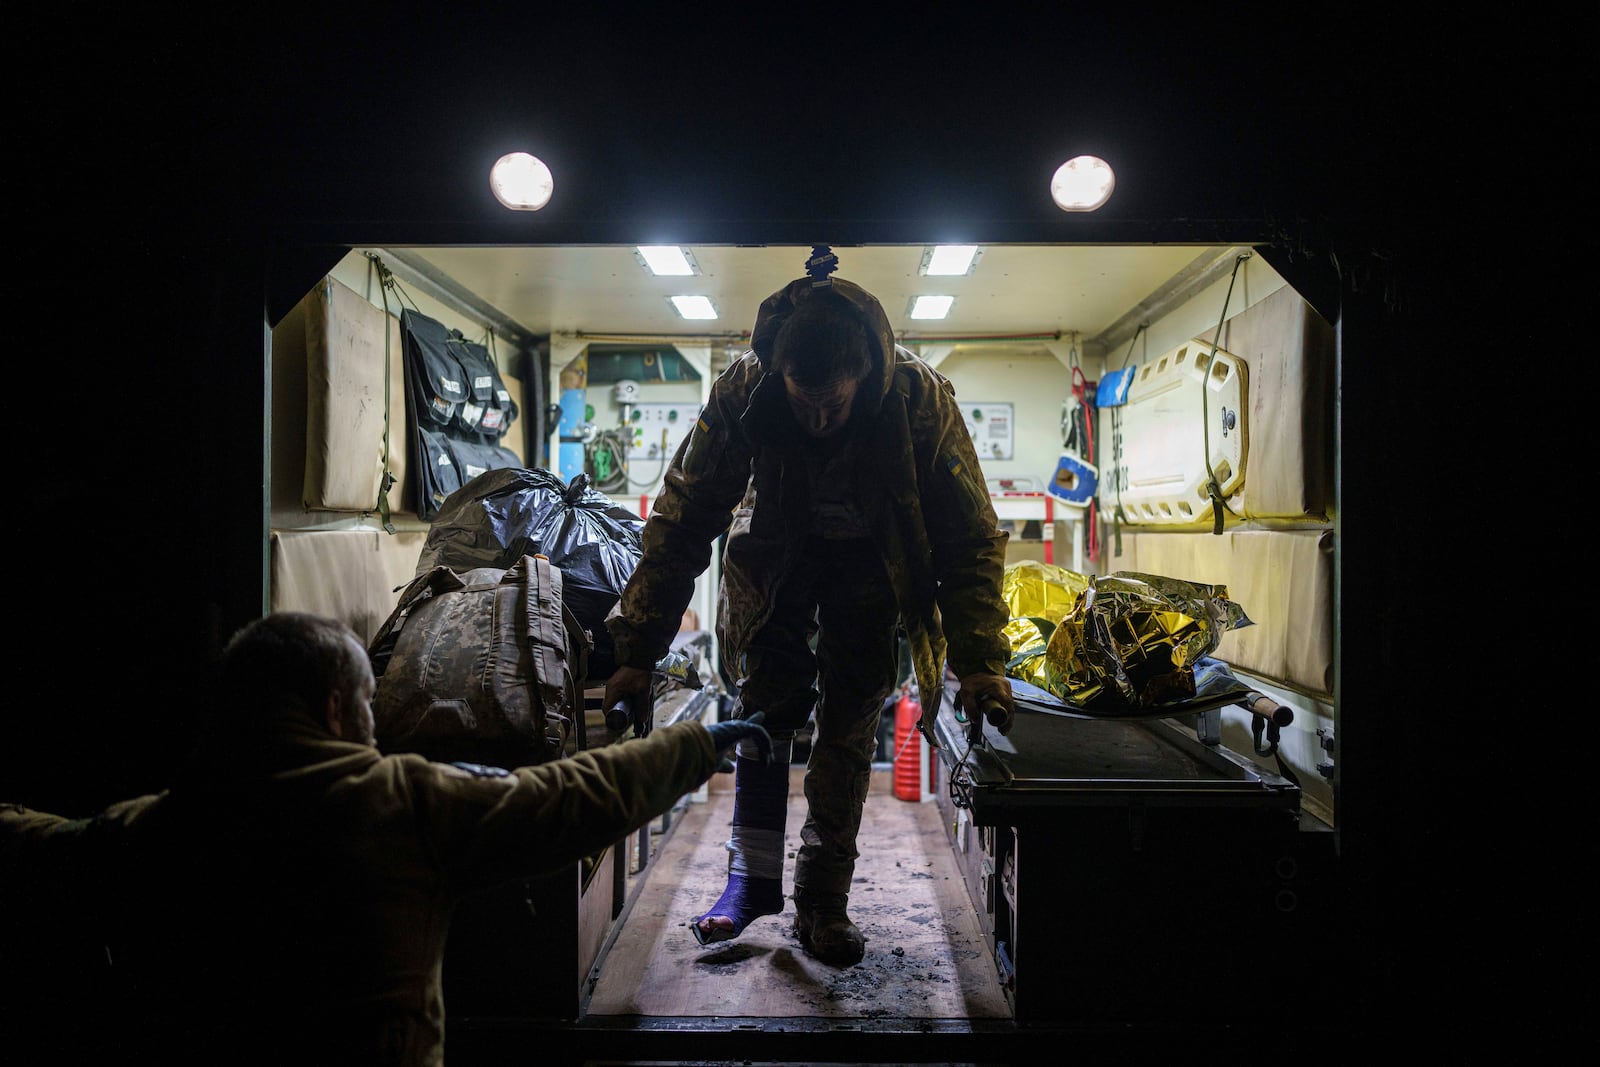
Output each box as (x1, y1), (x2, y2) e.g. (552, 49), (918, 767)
(557, 389), (587, 483)
(556, 357), (590, 484)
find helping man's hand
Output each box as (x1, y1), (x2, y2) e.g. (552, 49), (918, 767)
(705, 711), (773, 771)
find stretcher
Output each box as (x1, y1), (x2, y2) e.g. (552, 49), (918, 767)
(931, 666), (1324, 1029)
(973, 653), (1295, 761)
(1003, 671), (1249, 722)
(940, 664), (1300, 805)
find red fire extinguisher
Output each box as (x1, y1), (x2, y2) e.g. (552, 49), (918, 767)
(892, 684), (924, 802)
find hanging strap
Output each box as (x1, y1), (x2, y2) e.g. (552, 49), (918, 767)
(1249, 714), (1301, 786)
(365, 253), (400, 535)
(1199, 252), (1252, 535)
(1066, 349), (1103, 565)
(1107, 325), (1145, 557)
(1063, 339), (1087, 455)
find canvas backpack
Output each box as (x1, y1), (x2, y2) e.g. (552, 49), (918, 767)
(367, 553), (591, 769)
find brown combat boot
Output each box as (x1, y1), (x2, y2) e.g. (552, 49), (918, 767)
(792, 889), (865, 966)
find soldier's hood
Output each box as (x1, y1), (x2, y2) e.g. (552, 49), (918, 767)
(748, 275), (897, 405)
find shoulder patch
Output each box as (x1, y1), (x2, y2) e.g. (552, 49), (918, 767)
(945, 455), (964, 477)
(446, 761), (513, 778)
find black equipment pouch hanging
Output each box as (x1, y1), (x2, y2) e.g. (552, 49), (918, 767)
(446, 331), (491, 434)
(448, 438), (524, 486)
(400, 308), (469, 430)
(400, 307), (523, 520)
(446, 332), (520, 439)
(415, 427), (466, 519)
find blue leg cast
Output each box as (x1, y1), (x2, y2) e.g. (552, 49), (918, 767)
(691, 873), (785, 945)
(692, 745), (790, 945)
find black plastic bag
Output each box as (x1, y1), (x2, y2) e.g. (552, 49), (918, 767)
(416, 467), (646, 680)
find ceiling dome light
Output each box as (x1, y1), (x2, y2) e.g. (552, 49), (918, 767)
(1050, 155), (1115, 212)
(489, 152), (554, 211)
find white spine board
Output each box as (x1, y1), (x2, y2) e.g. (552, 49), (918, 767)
(1101, 341), (1247, 526)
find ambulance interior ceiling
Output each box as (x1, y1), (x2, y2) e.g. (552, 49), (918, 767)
(375, 243), (1261, 363)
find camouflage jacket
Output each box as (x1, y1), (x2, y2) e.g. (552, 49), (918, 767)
(609, 275), (1011, 743)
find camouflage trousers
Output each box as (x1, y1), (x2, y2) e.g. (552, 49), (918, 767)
(728, 535), (900, 899)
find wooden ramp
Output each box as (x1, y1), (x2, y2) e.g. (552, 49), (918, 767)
(584, 766), (1010, 1021)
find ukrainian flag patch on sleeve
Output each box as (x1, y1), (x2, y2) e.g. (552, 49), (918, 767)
(945, 455), (964, 477)
(681, 408), (718, 476)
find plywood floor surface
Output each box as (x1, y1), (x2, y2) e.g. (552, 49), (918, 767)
(585, 767), (1009, 1020)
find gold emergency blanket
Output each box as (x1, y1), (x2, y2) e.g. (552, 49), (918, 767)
(1001, 561), (1253, 712)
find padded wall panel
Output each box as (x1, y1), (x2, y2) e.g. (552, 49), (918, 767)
(302, 276), (413, 515)
(1098, 528), (1333, 697)
(269, 528), (427, 643)
(1221, 283), (1335, 520)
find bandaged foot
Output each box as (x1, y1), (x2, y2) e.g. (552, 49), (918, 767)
(691, 741), (790, 946)
(691, 873), (785, 945)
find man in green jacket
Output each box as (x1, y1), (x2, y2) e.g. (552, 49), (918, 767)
(0, 611), (769, 1066)
(604, 266), (1016, 967)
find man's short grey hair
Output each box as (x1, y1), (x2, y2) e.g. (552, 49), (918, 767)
(218, 612), (368, 719)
